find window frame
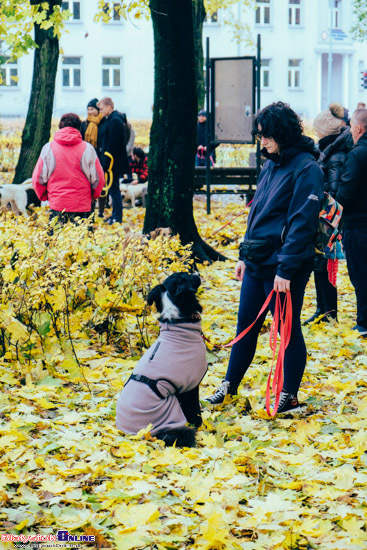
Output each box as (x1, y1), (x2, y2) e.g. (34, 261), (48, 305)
(288, 59), (302, 89)
(61, 56), (82, 90)
(102, 56), (123, 89)
(331, 0), (341, 29)
(61, 1), (82, 23)
(0, 57), (19, 88)
(288, 0), (301, 27)
(255, 0), (271, 26)
(260, 59), (271, 89)
(204, 11), (219, 25)
(102, 2), (123, 24)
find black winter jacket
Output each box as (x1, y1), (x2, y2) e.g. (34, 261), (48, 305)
(337, 132), (367, 229)
(318, 127), (353, 197)
(99, 110), (129, 175)
(241, 136), (324, 280)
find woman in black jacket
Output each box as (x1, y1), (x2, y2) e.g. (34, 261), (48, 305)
(207, 102), (324, 414)
(304, 103), (354, 324)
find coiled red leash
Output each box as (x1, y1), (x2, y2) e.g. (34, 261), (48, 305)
(202, 289), (293, 417)
(266, 290), (293, 417)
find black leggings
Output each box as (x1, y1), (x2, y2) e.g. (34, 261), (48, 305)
(226, 266), (311, 394)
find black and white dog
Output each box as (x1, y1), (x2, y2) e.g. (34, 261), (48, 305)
(116, 272), (207, 447)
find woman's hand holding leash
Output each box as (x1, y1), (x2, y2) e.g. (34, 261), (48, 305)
(235, 261), (246, 281)
(274, 275), (290, 293)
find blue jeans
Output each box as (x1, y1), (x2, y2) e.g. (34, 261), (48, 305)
(108, 172), (123, 222)
(226, 266), (311, 394)
(343, 227), (367, 328)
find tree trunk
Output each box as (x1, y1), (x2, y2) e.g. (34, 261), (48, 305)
(193, 0), (206, 110)
(144, 0), (226, 263)
(13, 0), (61, 184)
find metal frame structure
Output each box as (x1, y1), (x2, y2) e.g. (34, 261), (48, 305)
(204, 35), (261, 214)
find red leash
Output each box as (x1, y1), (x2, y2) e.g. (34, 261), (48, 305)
(266, 291), (292, 416)
(209, 200), (253, 239)
(203, 289), (293, 417)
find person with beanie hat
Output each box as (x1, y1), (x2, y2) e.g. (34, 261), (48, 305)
(313, 103), (346, 137)
(304, 103), (353, 325)
(81, 98), (104, 150)
(87, 98), (99, 112)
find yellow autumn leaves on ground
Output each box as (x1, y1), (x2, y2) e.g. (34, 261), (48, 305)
(0, 198), (366, 550)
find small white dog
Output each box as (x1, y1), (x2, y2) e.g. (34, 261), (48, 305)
(0, 179), (41, 216)
(120, 182), (148, 208)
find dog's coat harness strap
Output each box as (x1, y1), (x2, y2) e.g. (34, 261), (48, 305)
(127, 373), (178, 399)
(158, 317), (201, 325)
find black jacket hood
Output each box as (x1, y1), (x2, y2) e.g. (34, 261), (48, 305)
(261, 135), (319, 165)
(320, 127), (354, 160)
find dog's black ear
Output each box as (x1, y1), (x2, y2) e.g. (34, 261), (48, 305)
(190, 273), (201, 291)
(147, 284), (165, 309)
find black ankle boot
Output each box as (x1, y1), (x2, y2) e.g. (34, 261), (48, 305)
(303, 309), (322, 325)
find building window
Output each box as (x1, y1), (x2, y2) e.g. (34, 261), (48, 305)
(61, 1), (81, 21)
(288, 59), (301, 88)
(289, 0), (301, 26)
(62, 56), (81, 88)
(102, 2), (121, 22)
(331, 0), (341, 29)
(204, 11), (218, 24)
(0, 57), (18, 87)
(261, 59), (271, 88)
(255, 0), (270, 25)
(102, 57), (121, 88)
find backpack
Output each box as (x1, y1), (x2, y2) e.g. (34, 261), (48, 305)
(314, 192), (343, 256)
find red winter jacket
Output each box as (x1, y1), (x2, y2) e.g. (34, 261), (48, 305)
(130, 156), (148, 183)
(32, 127), (105, 213)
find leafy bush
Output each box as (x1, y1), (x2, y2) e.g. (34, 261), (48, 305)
(0, 211), (192, 377)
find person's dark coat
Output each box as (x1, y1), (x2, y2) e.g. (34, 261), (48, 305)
(80, 120), (88, 140)
(96, 116), (108, 165)
(318, 127), (353, 197)
(196, 120), (216, 162)
(337, 132), (367, 229)
(197, 121), (206, 147)
(99, 110), (129, 175)
(242, 136), (324, 280)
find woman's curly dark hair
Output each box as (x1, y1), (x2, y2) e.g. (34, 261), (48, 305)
(59, 113), (82, 131)
(253, 101), (303, 150)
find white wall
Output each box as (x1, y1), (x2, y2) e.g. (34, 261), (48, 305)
(1, 0), (367, 120)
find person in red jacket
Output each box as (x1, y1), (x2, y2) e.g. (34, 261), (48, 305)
(32, 113), (105, 224)
(129, 147), (148, 183)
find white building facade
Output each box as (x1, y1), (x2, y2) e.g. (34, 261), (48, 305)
(0, 0), (366, 120)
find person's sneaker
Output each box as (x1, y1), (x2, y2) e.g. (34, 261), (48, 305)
(276, 391), (301, 414)
(353, 324), (367, 337)
(206, 380), (236, 405)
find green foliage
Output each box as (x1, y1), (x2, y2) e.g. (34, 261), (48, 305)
(351, 0), (367, 42)
(0, 1), (68, 67)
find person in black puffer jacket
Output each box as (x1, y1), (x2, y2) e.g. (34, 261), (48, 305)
(304, 103), (354, 325)
(206, 102), (324, 414)
(337, 108), (367, 336)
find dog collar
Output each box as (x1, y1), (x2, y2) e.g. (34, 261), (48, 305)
(158, 316), (201, 324)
